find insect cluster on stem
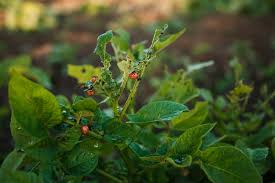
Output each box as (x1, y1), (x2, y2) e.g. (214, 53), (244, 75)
(81, 76), (98, 96)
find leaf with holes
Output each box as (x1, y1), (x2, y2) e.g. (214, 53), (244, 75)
(64, 146), (98, 176)
(94, 30), (113, 66)
(151, 25), (185, 53)
(67, 64), (101, 84)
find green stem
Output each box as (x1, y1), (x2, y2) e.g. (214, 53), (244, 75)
(116, 147), (134, 183)
(29, 161), (40, 172)
(119, 73), (129, 98)
(120, 64), (147, 120)
(111, 43), (120, 62)
(262, 90), (275, 107)
(88, 131), (103, 140)
(129, 99), (135, 114)
(112, 74), (128, 120)
(242, 94), (250, 112)
(120, 81), (139, 119)
(96, 168), (123, 183)
(76, 112), (82, 125)
(112, 99), (119, 118)
(64, 120), (75, 126)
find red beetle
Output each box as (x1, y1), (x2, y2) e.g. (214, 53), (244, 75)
(129, 72), (138, 80)
(81, 125), (89, 135)
(86, 90), (95, 96)
(90, 76), (98, 83)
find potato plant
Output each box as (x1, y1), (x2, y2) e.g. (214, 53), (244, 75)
(0, 25), (272, 183)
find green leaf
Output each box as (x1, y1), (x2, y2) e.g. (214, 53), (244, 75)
(64, 146), (98, 176)
(166, 155), (192, 168)
(24, 138), (57, 162)
(67, 64), (101, 84)
(235, 140), (270, 174)
(156, 138), (174, 156)
(152, 25), (185, 53)
(127, 101), (188, 124)
(56, 95), (71, 108)
(152, 70), (199, 103)
(111, 29), (130, 52)
(0, 55), (31, 87)
(72, 98), (98, 112)
(0, 55), (52, 88)
(200, 89), (214, 103)
(25, 67), (52, 89)
(247, 122), (275, 145)
(1, 150), (25, 171)
(39, 162), (54, 183)
(201, 133), (226, 150)
(171, 123), (215, 156)
(129, 143), (151, 157)
(79, 139), (112, 155)
(47, 43), (77, 64)
(104, 120), (140, 146)
(72, 95), (85, 103)
(140, 155), (166, 163)
(139, 138), (174, 162)
(199, 146), (262, 183)
(57, 127), (81, 151)
(0, 170), (43, 183)
(134, 129), (161, 148)
(117, 60), (130, 74)
(129, 132), (165, 162)
(172, 102), (208, 130)
(94, 30), (113, 65)
(151, 24), (168, 47)
(186, 60), (214, 73)
(228, 81), (253, 104)
(9, 74), (62, 137)
(131, 41), (147, 61)
(10, 114), (40, 148)
(246, 148), (270, 174)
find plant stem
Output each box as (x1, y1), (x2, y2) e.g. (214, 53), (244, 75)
(242, 94), (250, 112)
(96, 168), (123, 183)
(29, 161), (40, 172)
(116, 147), (135, 183)
(112, 99), (119, 118)
(76, 112), (82, 124)
(88, 131), (103, 140)
(64, 120), (75, 126)
(120, 64), (147, 120)
(119, 73), (129, 98)
(262, 90), (275, 108)
(111, 43), (120, 62)
(120, 80), (139, 119)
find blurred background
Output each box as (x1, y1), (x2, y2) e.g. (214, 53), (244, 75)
(0, 0), (275, 163)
